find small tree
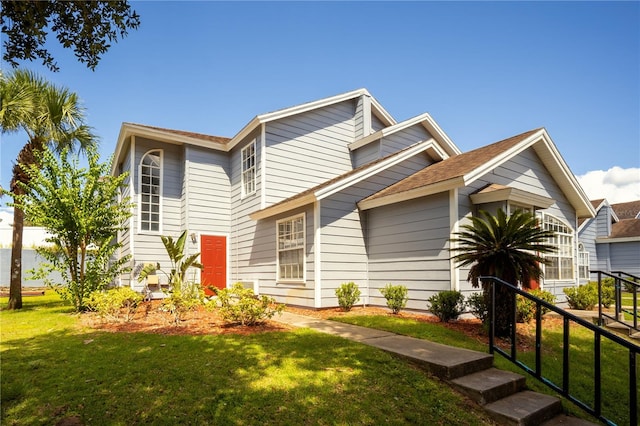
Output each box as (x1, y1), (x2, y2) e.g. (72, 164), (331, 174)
(450, 209), (555, 337)
(10, 146), (132, 311)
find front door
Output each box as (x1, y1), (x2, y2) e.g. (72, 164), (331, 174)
(200, 235), (226, 295)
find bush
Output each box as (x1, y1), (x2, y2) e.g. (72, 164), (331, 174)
(161, 281), (204, 325)
(379, 284), (408, 314)
(427, 290), (465, 322)
(564, 284), (598, 310)
(335, 282), (361, 311)
(516, 289), (556, 323)
(214, 283), (284, 326)
(87, 287), (143, 322)
(467, 292), (488, 323)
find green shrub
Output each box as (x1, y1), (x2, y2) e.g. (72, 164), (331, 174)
(379, 284), (408, 314)
(214, 283), (284, 326)
(87, 287), (143, 322)
(597, 279), (615, 308)
(161, 281), (204, 325)
(466, 292), (488, 323)
(564, 284), (598, 310)
(335, 282), (361, 311)
(427, 290), (465, 322)
(516, 289), (556, 323)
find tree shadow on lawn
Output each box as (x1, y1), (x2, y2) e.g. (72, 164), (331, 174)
(1, 328), (494, 425)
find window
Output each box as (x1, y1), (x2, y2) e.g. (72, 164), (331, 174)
(139, 150), (161, 232)
(241, 141), (256, 197)
(542, 214), (574, 280)
(277, 214), (305, 281)
(578, 243), (590, 280)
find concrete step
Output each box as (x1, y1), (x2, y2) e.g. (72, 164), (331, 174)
(450, 368), (526, 405)
(484, 390), (563, 426)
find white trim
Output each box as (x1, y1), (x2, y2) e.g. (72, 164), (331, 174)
(358, 176), (464, 211)
(362, 95), (372, 136)
(227, 89), (396, 151)
(596, 236), (640, 243)
(449, 188), (460, 291)
(318, 139), (437, 199)
(129, 136), (136, 286)
(241, 139), (257, 199)
(314, 201), (322, 308)
(137, 149), (163, 234)
(470, 185), (554, 209)
(260, 124), (267, 209)
(184, 147), (190, 233)
(348, 112), (461, 157)
(250, 139), (441, 220)
(276, 213), (306, 284)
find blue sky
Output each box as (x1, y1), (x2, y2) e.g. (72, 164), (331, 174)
(1, 1), (639, 205)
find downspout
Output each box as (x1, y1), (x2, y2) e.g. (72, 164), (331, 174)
(314, 200), (322, 308)
(260, 124), (267, 210)
(129, 136), (136, 288)
(449, 188), (460, 291)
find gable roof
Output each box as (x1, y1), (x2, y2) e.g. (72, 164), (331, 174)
(249, 138), (447, 220)
(348, 112), (461, 157)
(227, 88), (396, 150)
(595, 218), (640, 243)
(578, 199), (611, 229)
(611, 200), (640, 220)
(358, 128), (596, 219)
(111, 122), (231, 175)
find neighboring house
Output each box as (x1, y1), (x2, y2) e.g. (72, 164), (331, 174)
(111, 89), (595, 308)
(578, 199), (640, 279)
(0, 209), (56, 287)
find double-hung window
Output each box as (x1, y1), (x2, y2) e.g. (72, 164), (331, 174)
(241, 141), (256, 197)
(577, 243), (590, 280)
(542, 214), (574, 280)
(139, 150), (161, 232)
(277, 214), (305, 282)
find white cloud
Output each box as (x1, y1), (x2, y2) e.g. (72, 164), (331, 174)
(577, 167), (640, 204)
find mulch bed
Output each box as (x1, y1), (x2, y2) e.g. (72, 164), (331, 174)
(80, 301), (540, 353)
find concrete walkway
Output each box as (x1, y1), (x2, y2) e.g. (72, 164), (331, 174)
(274, 311), (597, 426)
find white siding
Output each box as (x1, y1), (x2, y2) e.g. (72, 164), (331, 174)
(367, 192), (451, 310)
(320, 155), (435, 308)
(264, 101), (356, 205)
(380, 126), (433, 157)
(185, 146), (231, 235)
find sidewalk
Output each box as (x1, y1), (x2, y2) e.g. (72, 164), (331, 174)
(274, 311), (597, 426)
(275, 311), (494, 379)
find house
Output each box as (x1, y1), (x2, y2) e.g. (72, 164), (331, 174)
(111, 89), (595, 309)
(578, 199), (640, 279)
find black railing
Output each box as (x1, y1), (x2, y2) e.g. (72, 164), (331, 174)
(594, 270), (640, 332)
(481, 276), (639, 426)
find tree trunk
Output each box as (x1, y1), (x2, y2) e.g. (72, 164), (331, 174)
(7, 200), (24, 309)
(493, 284), (515, 338)
(7, 138), (44, 310)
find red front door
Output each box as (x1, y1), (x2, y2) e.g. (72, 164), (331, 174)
(201, 235), (226, 295)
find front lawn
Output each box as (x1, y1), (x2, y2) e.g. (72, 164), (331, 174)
(1, 293), (495, 425)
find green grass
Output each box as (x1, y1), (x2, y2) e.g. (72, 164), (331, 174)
(334, 315), (639, 426)
(1, 293), (494, 425)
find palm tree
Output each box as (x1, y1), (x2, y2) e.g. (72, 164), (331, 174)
(0, 69), (94, 309)
(450, 209), (556, 337)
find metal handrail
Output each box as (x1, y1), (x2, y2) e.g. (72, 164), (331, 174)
(591, 270), (639, 332)
(480, 275), (639, 426)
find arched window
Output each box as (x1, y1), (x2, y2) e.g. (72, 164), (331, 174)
(542, 214), (574, 280)
(139, 150), (162, 232)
